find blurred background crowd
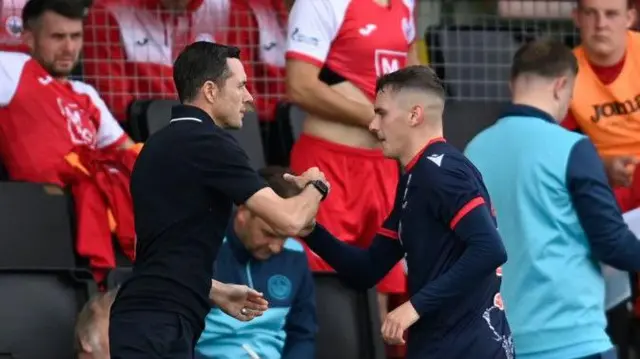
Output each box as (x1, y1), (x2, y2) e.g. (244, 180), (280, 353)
(2, 0), (640, 358)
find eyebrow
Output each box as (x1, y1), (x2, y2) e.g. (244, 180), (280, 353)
(374, 107), (386, 114)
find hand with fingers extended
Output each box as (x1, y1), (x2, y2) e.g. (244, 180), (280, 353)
(210, 280), (269, 322)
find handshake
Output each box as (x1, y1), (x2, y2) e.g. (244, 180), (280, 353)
(280, 167), (331, 237)
(282, 167), (331, 197)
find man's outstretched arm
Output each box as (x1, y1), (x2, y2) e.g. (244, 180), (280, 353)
(304, 223), (405, 290)
(196, 133), (327, 237)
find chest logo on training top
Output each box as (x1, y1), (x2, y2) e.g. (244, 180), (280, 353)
(374, 49), (407, 77)
(268, 274), (292, 301)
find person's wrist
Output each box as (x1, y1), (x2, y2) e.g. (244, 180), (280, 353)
(305, 180), (328, 201)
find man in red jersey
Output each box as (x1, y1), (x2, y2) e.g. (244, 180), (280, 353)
(83, 0), (230, 121)
(0, 0), (138, 282)
(285, 0), (419, 330)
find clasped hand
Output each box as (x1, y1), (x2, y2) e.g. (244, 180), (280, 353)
(381, 300), (420, 345)
(283, 167), (330, 236)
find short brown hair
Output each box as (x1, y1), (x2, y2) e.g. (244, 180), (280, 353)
(258, 166), (301, 199)
(22, 0), (92, 30)
(510, 38), (578, 80)
(375, 65), (445, 100)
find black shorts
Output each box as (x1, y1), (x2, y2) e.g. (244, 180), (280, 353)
(109, 311), (195, 359)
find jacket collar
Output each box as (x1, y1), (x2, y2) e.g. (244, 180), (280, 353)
(499, 103), (557, 124)
(170, 104), (218, 130)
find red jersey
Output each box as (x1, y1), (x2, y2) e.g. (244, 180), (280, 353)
(0, 51), (128, 185)
(285, 0), (416, 101)
(83, 0), (230, 121)
(0, 0), (28, 53)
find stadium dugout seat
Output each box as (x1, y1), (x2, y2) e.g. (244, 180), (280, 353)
(0, 182), (95, 359)
(264, 101), (296, 167)
(425, 25), (534, 101)
(443, 100), (507, 151)
(263, 101), (308, 167)
(314, 273), (386, 359)
(0, 182), (79, 269)
(127, 99), (266, 170)
(0, 272), (93, 359)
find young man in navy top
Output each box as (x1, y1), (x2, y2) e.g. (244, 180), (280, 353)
(294, 66), (513, 359)
(109, 42), (330, 359)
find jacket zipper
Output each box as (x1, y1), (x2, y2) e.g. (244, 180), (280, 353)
(245, 261), (254, 289)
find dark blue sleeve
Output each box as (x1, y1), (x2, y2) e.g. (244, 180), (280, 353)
(409, 162), (507, 316)
(566, 138), (640, 271)
(282, 258), (316, 359)
(303, 187), (405, 290)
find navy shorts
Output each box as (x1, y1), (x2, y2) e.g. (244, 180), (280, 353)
(109, 311), (195, 359)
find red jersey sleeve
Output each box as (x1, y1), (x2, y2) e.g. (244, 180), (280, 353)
(0, 51), (29, 106)
(83, 4), (133, 122)
(285, 0), (342, 67)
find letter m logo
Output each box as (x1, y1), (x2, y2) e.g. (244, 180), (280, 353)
(375, 49), (408, 77)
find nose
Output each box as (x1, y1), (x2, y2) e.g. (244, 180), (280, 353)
(369, 116), (380, 133)
(244, 87), (254, 104)
(594, 11), (607, 29)
(269, 242), (283, 255)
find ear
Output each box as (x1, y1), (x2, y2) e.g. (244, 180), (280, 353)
(571, 7), (580, 29)
(409, 104), (424, 127)
(235, 205), (250, 224)
(552, 76), (568, 100)
(627, 7), (637, 29)
(22, 30), (35, 52)
(202, 80), (219, 103)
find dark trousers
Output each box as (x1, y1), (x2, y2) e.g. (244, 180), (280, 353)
(606, 301), (631, 359)
(110, 311), (195, 359)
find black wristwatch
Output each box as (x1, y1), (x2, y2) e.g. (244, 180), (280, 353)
(306, 180), (329, 201)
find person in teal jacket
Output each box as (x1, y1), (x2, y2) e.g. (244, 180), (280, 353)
(195, 166), (316, 359)
(465, 38), (640, 359)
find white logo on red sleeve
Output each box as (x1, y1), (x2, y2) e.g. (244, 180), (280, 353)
(374, 49), (407, 77)
(401, 17), (415, 43)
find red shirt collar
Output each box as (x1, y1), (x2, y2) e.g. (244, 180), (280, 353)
(405, 137), (446, 171)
